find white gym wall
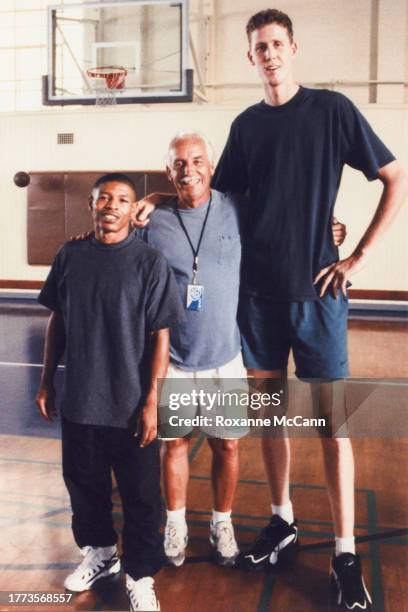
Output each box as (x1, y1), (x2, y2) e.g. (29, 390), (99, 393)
(0, 0), (407, 292)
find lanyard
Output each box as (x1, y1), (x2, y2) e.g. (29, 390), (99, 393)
(175, 194), (213, 284)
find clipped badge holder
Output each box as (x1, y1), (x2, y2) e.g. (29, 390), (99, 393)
(186, 284), (204, 311)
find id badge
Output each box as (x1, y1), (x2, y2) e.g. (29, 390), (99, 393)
(186, 284), (204, 311)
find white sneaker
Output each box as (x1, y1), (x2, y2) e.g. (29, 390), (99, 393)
(64, 545), (120, 591)
(209, 520), (239, 567)
(126, 575), (160, 611)
(164, 520), (188, 567)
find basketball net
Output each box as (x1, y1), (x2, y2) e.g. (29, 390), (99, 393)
(86, 67), (127, 106)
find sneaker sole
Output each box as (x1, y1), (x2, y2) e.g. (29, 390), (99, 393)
(165, 534), (188, 568)
(238, 538), (300, 572)
(209, 535), (239, 568)
(214, 550), (238, 568)
(166, 554), (186, 567)
(129, 598), (160, 612)
(64, 561), (121, 592)
(329, 573), (372, 611)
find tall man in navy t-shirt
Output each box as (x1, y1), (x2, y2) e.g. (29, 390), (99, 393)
(36, 173), (184, 611)
(212, 8), (407, 610)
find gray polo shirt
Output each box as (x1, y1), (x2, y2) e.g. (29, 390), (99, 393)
(142, 189), (243, 371)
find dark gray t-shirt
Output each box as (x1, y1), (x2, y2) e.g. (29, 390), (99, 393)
(142, 189), (242, 371)
(213, 88), (395, 300)
(38, 232), (184, 428)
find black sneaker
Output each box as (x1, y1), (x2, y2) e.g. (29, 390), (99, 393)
(236, 515), (299, 571)
(330, 553), (372, 610)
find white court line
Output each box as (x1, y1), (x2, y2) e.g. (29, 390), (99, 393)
(0, 362), (65, 369)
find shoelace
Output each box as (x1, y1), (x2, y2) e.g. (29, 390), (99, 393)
(76, 548), (108, 577)
(165, 524), (185, 550)
(215, 524), (236, 554)
(252, 524), (283, 549)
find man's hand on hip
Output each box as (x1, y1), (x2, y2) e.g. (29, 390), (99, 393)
(314, 253), (366, 298)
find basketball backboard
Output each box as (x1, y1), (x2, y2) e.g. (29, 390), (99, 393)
(43, 0), (192, 105)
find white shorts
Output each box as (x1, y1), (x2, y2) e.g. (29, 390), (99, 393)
(159, 352), (249, 440)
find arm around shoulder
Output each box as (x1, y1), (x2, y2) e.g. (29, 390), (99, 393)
(134, 192), (174, 228)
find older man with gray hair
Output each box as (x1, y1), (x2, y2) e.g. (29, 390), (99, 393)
(138, 130), (246, 568)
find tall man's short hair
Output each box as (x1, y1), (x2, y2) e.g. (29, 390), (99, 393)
(246, 8), (294, 43)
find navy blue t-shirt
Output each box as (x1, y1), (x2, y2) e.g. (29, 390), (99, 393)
(38, 232), (184, 429)
(212, 87), (395, 300)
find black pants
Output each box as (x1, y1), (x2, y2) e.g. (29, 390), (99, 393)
(61, 418), (166, 580)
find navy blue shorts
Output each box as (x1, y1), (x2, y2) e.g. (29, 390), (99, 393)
(238, 293), (349, 380)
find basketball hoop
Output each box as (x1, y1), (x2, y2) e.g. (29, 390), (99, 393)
(86, 66), (127, 106)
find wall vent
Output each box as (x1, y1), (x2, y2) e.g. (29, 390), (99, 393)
(57, 132), (74, 144)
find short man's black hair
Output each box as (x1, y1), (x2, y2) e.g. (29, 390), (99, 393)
(246, 9), (294, 43)
(91, 173), (137, 201)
